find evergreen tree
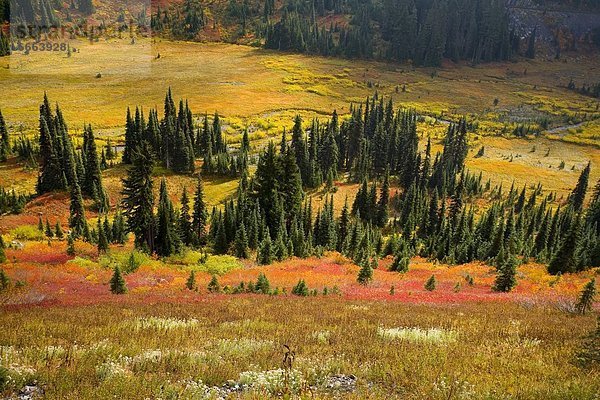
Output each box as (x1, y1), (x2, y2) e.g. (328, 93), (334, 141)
(55, 221), (64, 239)
(0, 109), (9, 162)
(257, 234), (273, 265)
(66, 234), (75, 256)
(548, 215), (582, 275)
(179, 187), (193, 246)
(0, 236), (6, 264)
(424, 275), (437, 291)
(186, 270), (197, 290)
(121, 142), (155, 253)
(155, 178), (177, 257)
(292, 279), (309, 296)
(109, 266), (127, 294)
(192, 174), (208, 244)
(45, 218), (54, 238)
(357, 257), (373, 285)
(494, 256), (518, 292)
(234, 223), (249, 259)
(69, 182), (87, 238)
(97, 218), (109, 254)
(576, 278), (597, 315)
(390, 252), (409, 273)
(569, 162), (591, 212)
(376, 172), (390, 227)
(255, 272), (271, 294)
(208, 274), (221, 293)
(82, 125), (109, 212)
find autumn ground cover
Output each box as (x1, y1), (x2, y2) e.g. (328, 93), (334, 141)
(1, 253), (599, 399)
(1, 232), (599, 399)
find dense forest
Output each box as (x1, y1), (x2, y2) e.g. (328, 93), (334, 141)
(263, 0), (516, 66)
(1, 90), (599, 291)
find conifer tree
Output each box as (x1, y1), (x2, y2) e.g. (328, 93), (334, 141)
(255, 272), (271, 294)
(82, 125), (109, 212)
(569, 162), (591, 212)
(208, 274), (221, 293)
(121, 142), (155, 253)
(292, 279), (309, 296)
(155, 178), (177, 257)
(390, 252), (409, 273)
(494, 256), (518, 292)
(192, 174), (208, 244)
(186, 270), (197, 290)
(0, 109), (9, 162)
(548, 215), (582, 275)
(55, 221), (64, 239)
(357, 257), (373, 285)
(0, 236), (6, 264)
(234, 223), (249, 259)
(66, 234), (75, 256)
(69, 182), (87, 238)
(424, 275), (437, 291)
(45, 218), (54, 238)
(109, 266), (127, 294)
(97, 218), (109, 254)
(576, 278), (597, 315)
(376, 172), (390, 227)
(257, 234), (273, 265)
(179, 188), (193, 246)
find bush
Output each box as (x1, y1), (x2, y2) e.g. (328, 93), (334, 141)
(11, 225), (45, 241)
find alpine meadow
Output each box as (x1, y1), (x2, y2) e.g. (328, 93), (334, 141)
(1, 0), (600, 399)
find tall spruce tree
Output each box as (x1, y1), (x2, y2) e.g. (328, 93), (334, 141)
(121, 142), (155, 253)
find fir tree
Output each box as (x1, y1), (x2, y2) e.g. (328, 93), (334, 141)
(186, 270), (197, 290)
(45, 218), (54, 238)
(255, 272), (271, 294)
(390, 252), (409, 273)
(424, 275), (437, 291)
(494, 256), (518, 292)
(292, 279), (309, 296)
(357, 257), (373, 285)
(155, 178), (177, 257)
(69, 182), (87, 238)
(234, 223), (249, 259)
(576, 278), (597, 315)
(257, 234), (273, 265)
(208, 274), (221, 293)
(55, 221), (64, 239)
(569, 162), (591, 212)
(66, 234), (75, 256)
(0, 109), (9, 162)
(192, 174), (208, 244)
(179, 187), (193, 246)
(548, 215), (582, 275)
(121, 142), (155, 253)
(97, 218), (109, 254)
(0, 236), (6, 264)
(109, 266), (127, 294)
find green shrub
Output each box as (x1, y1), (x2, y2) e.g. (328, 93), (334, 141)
(11, 225), (45, 241)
